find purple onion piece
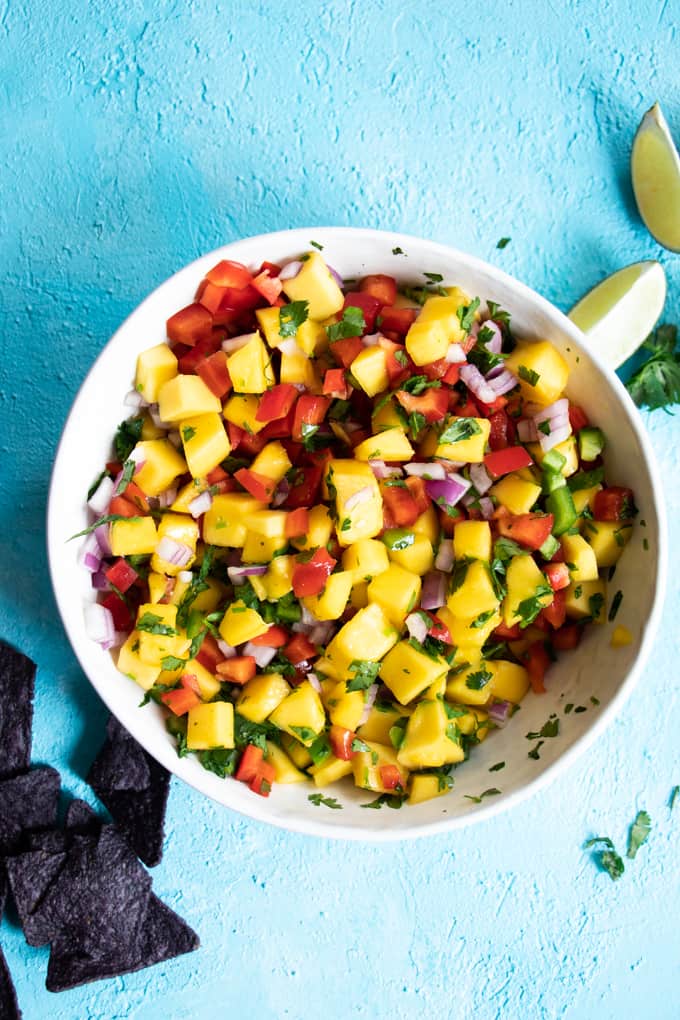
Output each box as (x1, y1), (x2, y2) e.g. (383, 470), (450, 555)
(425, 474), (470, 508)
(420, 570), (447, 610)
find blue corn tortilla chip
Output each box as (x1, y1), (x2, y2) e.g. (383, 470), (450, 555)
(0, 768), (60, 854)
(87, 717), (170, 867)
(5, 848), (68, 947)
(0, 944), (21, 1019)
(0, 641), (36, 780)
(64, 799), (101, 836)
(46, 893), (199, 992)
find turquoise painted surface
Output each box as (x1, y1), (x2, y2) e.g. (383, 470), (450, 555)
(1, 1), (679, 1017)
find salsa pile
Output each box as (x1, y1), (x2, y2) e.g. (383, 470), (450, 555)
(79, 248), (635, 806)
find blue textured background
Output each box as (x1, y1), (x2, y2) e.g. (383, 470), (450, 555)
(1, 2), (679, 1018)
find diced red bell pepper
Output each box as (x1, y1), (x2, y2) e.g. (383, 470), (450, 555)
(196, 350), (232, 398)
(259, 406), (297, 442)
(214, 285), (263, 321)
(228, 426), (268, 457)
(404, 476), (430, 516)
(358, 273), (397, 306)
(496, 511), (554, 551)
(420, 357), (450, 381)
(377, 337), (411, 385)
(104, 558), (138, 594)
(248, 625), (289, 648)
(342, 292), (381, 334)
(331, 335), (364, 369)
(457, 397), (479, 418)
(101, 592), (134, 632)
(292, 395), (331, 442)
(522, 641), (552, 694)
(443, 363), (462, 386)
(198, 281), (229, 315)
(256, 383), (298, 423)
(539, 588), (566, 629)
(235, 744), (264, 783)
(249, 760), (276, 797)
(329, 725), (356, 761)
(483, 446), (534, 479)
(292, 548), (336, 598)
(121, 481), (150, 512)
(552, 623), (582, 651)
(161, 686), (201, 716)
(216, 656), (257, 685)
(195, 633), (225, 673)
(544, 562), (570, 591)
(109, 495), (141, 519)
(259, 261), (281, 277)
(379, 764), (402, 790)
(395, 387), (449, 423)
(488, 410), (515, 451)
(205, 259), (253, 289)
(593, 487), (636, 522)
(568, 404), (589, 432)
(283, 633), (318, 665)
(437, 504), (466, 536)
(479, 394), (508, 415)
(234, 468), (277, 502)
(284, 507), (310, 539)
(285, 465), (322, 509)
(323, 368), (351, 399)
(381, 484), (420, 527)
(252, 269), (283, 304)
(422, 612), (451, 644)
(166, 303), (214, 347)
(377, 306), (418, 336)
(492, 620), (522, 640)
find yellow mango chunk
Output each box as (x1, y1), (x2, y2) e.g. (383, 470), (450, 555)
(279, 349), (319, 390)
(281, 734), (313, 769)
(158, 375), (221, 422)
(436, 417), (490, 464)
(264, 741), (307, 783)
(368, 563), (421, 628)
(135, 343), (178, 403)
(327, 459), (383, 547)
(219, 601), (269, 645)
(203, 493), (266, 548)
(387, 533), (434, 576)
(226, 333), (275, 394)
(408, 773), (451, 805)
(110, 516), (158, 556)
(135, 603), (190, 666)
(133, 440), (187, 497)
(291, 505), (333, 551)
(353, 428), (414, 462)
(453, 520), (492, 562)
(503, 555), (551, 627)
(324, 603), (398, 681)
(413, 505), (438, 544)
(251, 441), (292, 483)
(186, 702), (234, 751)
(446, 559), (499, 618)
(281, 252), (345, 320)
(379, 639), (448, 705)
(504, 340), (569, 406)
(150, 512), (199, 577)
(350, 347), (389, 397)
(351, 740), (409, 793)
(491, 474), (542, 516)
(327, 680), (367, 730)
(445, 662), (494, 706)
(341, 538), (390, 583)
(397, 699), (465, 770)
(611, 625), (633, 647)
(405, 319), (449, 366)
(223, 393), (267, 433)
(564, 578), (606, 622)
(237, 673), (291, 723)
(583, 521), (632, 567)
(309, 754), (353, 787)
(487, 659), (530, 703)
(179, 413), (230, 479)
(116, 631), (160, 691)
(417, 294), (467, 341)
(268, 681), (326, 745)
(302, 571), (353, 621)
(357, 702), (409, 745)
(560, 533), (599, 582)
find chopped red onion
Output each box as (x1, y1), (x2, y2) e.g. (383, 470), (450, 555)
(307, 671), (322, 693)
(222, 333), (255, 354)
(94, 522), (112, 557)
(404, 462), (446, 480)
(539, 421), (572, 452)
(327, 264), (344, 289)
(460, 363), (497, 405)
(469, 463), (493, 495)
(345, 486), (373, 512)
(149, 403), (165, 428)
(167, 431), (181, 449)
(178, 570), (193, 583)
(278, 338), (303, 356)
(533, 398), (569, 425)
(405, 611), (429, 643)
(445, 343), (466, 364)
(124, 389), (147, 409)
(425, 474), (470, 507)
(434, 539), (454, 573)
(488, 700), (512, 727)
(272, 476), (291, 507)
(435, 457), (465, 470)
(369, 460), (403, 480)
(310, 622), (334, 646)
(533, 400), (572, 451)
(362, 332), (381, 347)
(279, 260), (303, 281)
(478, 496), (495, 519)
(485, 366), (519, 395)
(480, 319), (503, 353)
(155, 537), (193, 567)
(242, 642), (278, 669)
(157, 485), (178, 509)
(87, 474), (114, 515)
(517, 418), (539, 443)
(80, 534), (102, 573)
(292, 382), (307, 392)
(421, 571), (447, 610)
(357, 684), (379, 726)
(300, 605), (319, 628)
(91, 569), (109, 591)
(217, 639), (237, 659)
(84, 603), (115, 648)
(188, 490), (213, 518)
(227, 564), (268, 585)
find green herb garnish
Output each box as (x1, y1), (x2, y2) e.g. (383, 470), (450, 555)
(518, 365), (540, 387)
(346, 660), (381, 692)
(625, 324), (680, 411)
(626, 810), (651, 859)
(279, 300), (309, 338)
(308, 793), (343, 809)
(584, 836), (625, 881)
(327, 306), (365, 342)
(464, 788), (501, 804)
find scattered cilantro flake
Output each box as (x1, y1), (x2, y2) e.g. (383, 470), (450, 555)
(424, 272), (444, 284)
(670, 786), (679, 810)
(486, 301), (512, 328)
(465, 669), (492, 690)
(518, 365), (540, 387)
(114, 459), (136, 496)
(584, 836), (625, 881)
(464, 788), (501, 804)
(516, 585), (553, 628)
(394, 350), (409, 367)
(360, 794), (405, 810)
(327, 306), (365, 342)
(136, 612), (178, 636)
(489, 761), (505, 772)
(68, 512), (143, 541)
(439, 417), (483, 445)
(199, 748), (239, 778)
(574, 705), (587, 714)
(87, 469), (109, 501)
(308, 793), (342, 809)
(309, 240), (323, 250)
(160, 655), (187, 671)
(496, 237), (511, 249)
(528, 741), (544, 759)
(626, 810), (651, 859)
(588, 592), (605, 620)
(279, 300), (309, 338)
(181, 425), (197, 444)
(457, 297), (480, 333)
(470, 610), (495, 630)
(392, 246), (406, 256)
(526, 717), (559, 740)
(400, 374), (441, 396)
(350, 737), (370, 754)
(590, 696), (600, 706)
(564, 703), (574, 714)
(346, 660), (381, 692)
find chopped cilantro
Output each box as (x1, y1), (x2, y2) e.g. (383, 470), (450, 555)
(608, 590), (623, 622)
(464, 788), (501, 804)
(279, 300), (309, 338)
(394, 350), (409, 367)
(392, 246), (406, 255)
(400, 374), (441, 396)
(626, 810), (651, 859)
(496, 237), (511, 249)
(309, 239), (323, 250)
(537, 420), (551, 436)
(584, 836), (625, 881)
(486, 301), (512, 328)
(625, 323), (680, 411)
(424, 271), (444, 284)
(588, 592), (605, 620)
(160, 655), (187, 671)
(518, 365), (540, 387)
(199, 748), (239, 778)
(114, 416), (144, 462)
(489, 761), (505, 772)
(360, 794), (405, 810)
(439, 417), (482, 445)
(136, 612), (178, 636)
(590, 696), (600, 706)
(457, 297), (480, 333)
(351, 737), (370, 754)
(176, 546), (216, 628)
(308, 793), (343, 809)
(114, 459), (136, 496)
(465, 669), (492, 691)
(527, 741), (544, 760)
(68, 512), (143, 541)
(470, 610), (496, 630)
(516, 584), (553, 628)
(526, 717), (559, 740)
(340, 517), (351, 532)
(346, 660), (381, 692)
(181, 425), (197, 444)
(87, 469), (109, 501)
(327, 306), (365, 342)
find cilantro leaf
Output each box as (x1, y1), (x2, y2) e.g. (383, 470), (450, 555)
(182, 425), (197, 443)
(87, 469), (110, 502)
(346, 660), (381, 692)
(68, 512), (144, 541)
(439, 417), (482, 445)
(526, 717), (560, 740)
(516, 584), (553, 628)
(489, 761), (505, 772)
(308, 793), (342, 809)
(465, 668), (492, 690)
(518, 365), (540, 387)
(114, 416), (144, 462)
(486, 301), (512, 329)
(136, 612), (178, 636)
(160, 655), (187, 671)
(424, 272), (444, 284)
(457, 297), (480, 333)
(279, 300), (309, 338)
(626, 809), (651, 859)
(360, 794), (405, 810)
(464, 788), (501, 804)
(327, 306), (365, 342)
(199, 748), (239, 778)
(625, 323), (680, 411)
(176, 547), (215, 628)
(584, 837), (625, 881)
(392, 246), (406, 256)
(114, 459), (136, 496)
(496, 237), (511, 249)
(399, 374), (441, 396)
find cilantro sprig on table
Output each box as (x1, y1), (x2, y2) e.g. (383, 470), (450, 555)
(626, 324), (680, 411)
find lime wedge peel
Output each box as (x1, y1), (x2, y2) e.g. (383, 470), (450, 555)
(631, 102), (680, 252)
(568, 261), (666, 369)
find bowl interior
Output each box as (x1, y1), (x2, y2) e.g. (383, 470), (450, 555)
(48, 228), (665, 840)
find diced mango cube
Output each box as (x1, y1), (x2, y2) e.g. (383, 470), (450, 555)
(324, 603), (398, 681)
(583, 521), (632, 567)
(357, 702), (409, 745)
(350, 347), (389, 397)
(281, 252), (345, 320)
(135, 603), (190, 666)
(133, 440), (187, 497)
(158, 375), (221, 422)
(435, 417), (490, 464)
(379, 639), (448, 705)
(341, 538), (390, 583)
(353, 427), (414, 462)
(491, 474), (542, 516)
(503, 555), (552, 627)
(226, 333), (275, 394)
(251, 441), (292, 483)
(446, 559), (499, 617)
(397, 699), (465, 770)
(116, 631), (160, 691)
(309, 754), (353, 787)
(405, 319), (449, 366)
(351, 740), (409, 792)
(186, 701), (234, 750)
(408, 773), (451, 804)
(223, 394), (267, 433)
(564, 578), (606, 622)
(237, 673), (291, 723)
(203, 493), (266, 547)
(387, 533), (434, 576)
(291, 504), (333, 551)
(279, 350), (319, 390)
(368, 563), (421, 628)
(327, 460), (383, 547)
(109, 516), (159, 556)
(326, 680), (367, 730)
(504, 340), (569, 406)
(179, 413), (230, 479)
(611, 625), (633, 647)
(135, 343), (178, 403)
(560, 533), (599, 582)
(268, 681), (326, 745)
(453, 520), (492, 562)
(219, 601), (269, 645)
(486, 659), (530, 703)
(264, 741), (307, 783)
(150, 512), (199, 577)
(302, 571), (353, 621)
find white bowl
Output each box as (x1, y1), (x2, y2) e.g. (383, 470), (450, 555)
(47, 227), (667, 841)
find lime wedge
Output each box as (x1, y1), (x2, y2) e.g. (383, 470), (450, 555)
(631, 102), (680, 251)
(568, 261), (666, 367)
